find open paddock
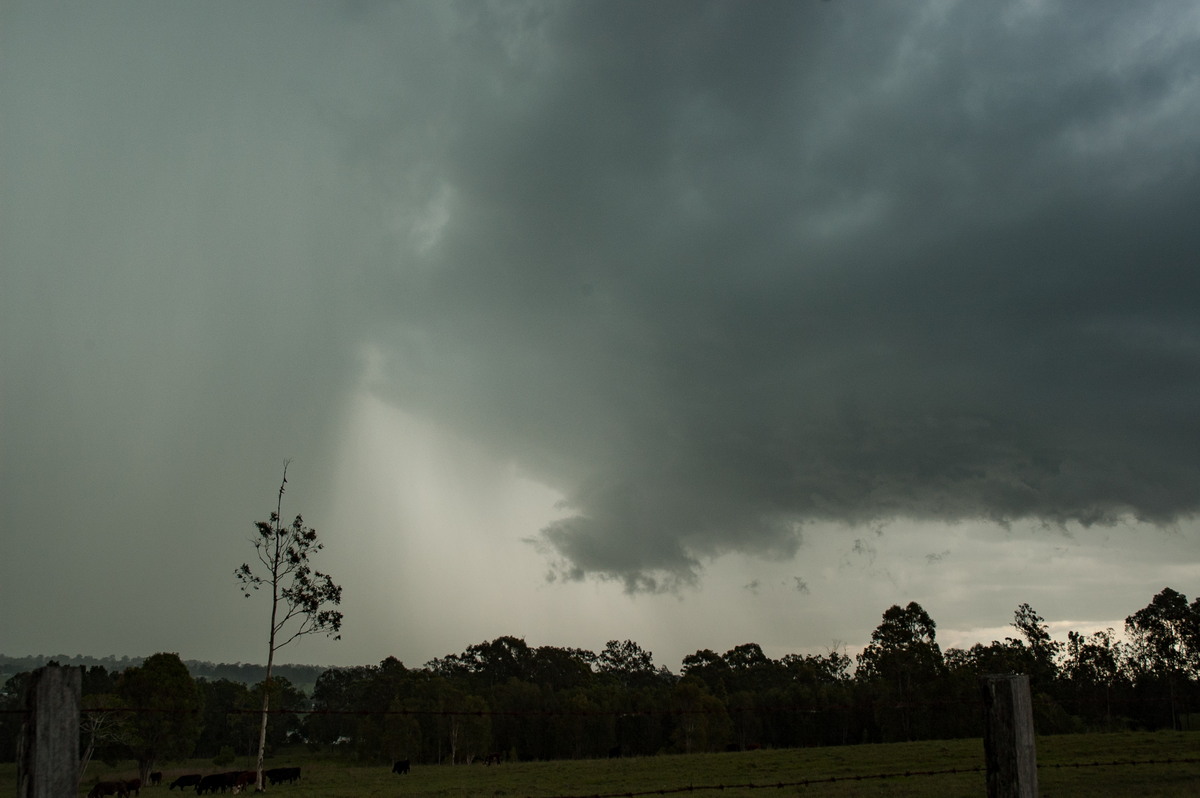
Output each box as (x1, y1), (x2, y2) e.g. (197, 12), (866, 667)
(7, 730), (1195, 798)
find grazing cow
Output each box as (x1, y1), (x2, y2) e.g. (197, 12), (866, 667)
(193, 774), (219, 795)
(169, 774), (201, 790)
(124, 777), (142, 796)
(484, 751), (503, 766)
(230, 771), (256, 794)
(88, 782), (129, 798)
(266, 767), (301, 785)
(195, 772), (237, 795)
(149, 772), (163, 787)
(391, 759), (410, 775)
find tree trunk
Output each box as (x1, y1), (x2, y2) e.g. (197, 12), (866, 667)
(255, 678), (271, 791)
(256, 478), (284, 792)
(257, 604), (277, 791)
(77, 731), (96, 792)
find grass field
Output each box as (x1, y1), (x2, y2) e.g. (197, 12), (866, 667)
(7, 731), (1197, 797)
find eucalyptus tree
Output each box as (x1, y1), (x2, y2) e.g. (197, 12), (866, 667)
(856, 602), (945, 741)
(116, 653), (201, 785)
(236, 463), (343, 790)
(1008, 603), (1063, 687)
(1062, 628), (1125, 729)
(1125, 587), (1199, 729)
(597, 639), (661, 688)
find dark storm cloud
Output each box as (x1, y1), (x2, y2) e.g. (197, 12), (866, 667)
(356, 0), (1200, 591)
(6, 0), (1197, 625)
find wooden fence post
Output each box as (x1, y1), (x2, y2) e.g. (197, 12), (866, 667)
(980, 673), (1038, 798)
(17, 664), (81, 798)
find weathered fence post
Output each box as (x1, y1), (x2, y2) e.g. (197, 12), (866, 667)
(17, 664), (81, 798)
(980, 673), (1038, 798)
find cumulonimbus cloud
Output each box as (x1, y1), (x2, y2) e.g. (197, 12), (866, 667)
(351, 1), (1200, 590)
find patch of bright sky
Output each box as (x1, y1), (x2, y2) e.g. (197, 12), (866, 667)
(314, 345), (1200, 671)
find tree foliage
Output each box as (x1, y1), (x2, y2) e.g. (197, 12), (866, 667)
(2, 588), (1198, 766)
(115, 653), (201, 784)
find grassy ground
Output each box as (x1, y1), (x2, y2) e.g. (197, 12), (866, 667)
(6, 730), (1197, 797)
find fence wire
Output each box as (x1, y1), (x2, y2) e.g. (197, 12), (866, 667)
(538, 757), (1200, 798)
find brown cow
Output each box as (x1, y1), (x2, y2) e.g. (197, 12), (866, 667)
(124, 777), (142, 796)
(230, 770), (256, 793)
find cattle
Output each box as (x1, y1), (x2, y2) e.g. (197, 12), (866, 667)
(193, 774), (220, 795)
(265, 766), (301, 785)
(149, 772), (163, 787)
(87, 782), (129, 798)
(124, 777), (142, 796)
(484, 751), (504, 766)
(168, 774), (201, 790)
(391, 759), (410, 775)
(230, 771), (256, 794)
(608, 745), (622, 759)
(195, 772), (237, 795)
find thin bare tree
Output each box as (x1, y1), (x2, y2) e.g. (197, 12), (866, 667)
(236, 462), (343, 791)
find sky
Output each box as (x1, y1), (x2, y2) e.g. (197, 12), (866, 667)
(3, 0), (1199, 675)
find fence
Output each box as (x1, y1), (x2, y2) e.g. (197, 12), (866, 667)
(16, 666), (79, 798)
(12, 666), (1197, 797)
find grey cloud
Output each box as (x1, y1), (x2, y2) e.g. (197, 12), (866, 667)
(7, 0), (1198, 627)
(350, 1), (1200, 590)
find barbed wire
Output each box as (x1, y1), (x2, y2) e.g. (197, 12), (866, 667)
(542, 766), (986, 798)
(2, 689), (1189, 722)
(58, 702), (967, 718)
(55, 690), (1184, 719)
(538, 758), (1200, 798)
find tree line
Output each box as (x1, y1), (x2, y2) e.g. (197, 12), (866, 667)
(2, 587), (1196, 770)
(0, 656), (327, 694)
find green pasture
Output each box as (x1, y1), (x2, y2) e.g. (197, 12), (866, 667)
(8, 730), (1197, 798)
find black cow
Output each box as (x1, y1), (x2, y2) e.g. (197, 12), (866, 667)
(484, 751), (503, 766)
(265, 766), (301, 785)
(88, 782), (129, 798)
(391, 759), (410, 775)
(124, 777), (142, 796)
(149, 772), (163, 787)
(169, 774), (201, 790)
(195, 772), (237, 795)
(193, 774), (219, 795)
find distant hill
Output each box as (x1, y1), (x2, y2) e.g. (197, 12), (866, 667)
(0, 654), (334, 695)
